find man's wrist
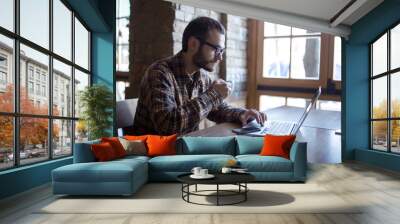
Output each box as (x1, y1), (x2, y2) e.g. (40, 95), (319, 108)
(207, 88), (224, 107)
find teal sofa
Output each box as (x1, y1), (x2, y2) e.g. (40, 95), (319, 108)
(52, 136), (307, 196)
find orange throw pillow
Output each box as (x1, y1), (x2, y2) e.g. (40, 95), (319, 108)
(146, 134), (177, 157)
(91, 142), (118, 161)
(260, 134), (296, 159)
(124, 135), (148, 141)
(101, 137), (127, 158)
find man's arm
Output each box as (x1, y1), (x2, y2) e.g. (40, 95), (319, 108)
(148, 70), (223, 135)
(207, 102), (247, 124)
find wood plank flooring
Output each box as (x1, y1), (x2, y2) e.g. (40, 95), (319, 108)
(1, 162), (400, 224)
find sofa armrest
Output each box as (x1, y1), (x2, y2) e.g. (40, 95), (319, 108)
(73, 140), (100, 163)
(289, 141), (307, 181)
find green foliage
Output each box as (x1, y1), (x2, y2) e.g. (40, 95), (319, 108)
(79, 84), (113, 140)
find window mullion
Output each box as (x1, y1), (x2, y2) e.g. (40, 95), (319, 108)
(387, 30), (391, 153)
(49, 0), (53, 160)
(14, 0), (20, 167)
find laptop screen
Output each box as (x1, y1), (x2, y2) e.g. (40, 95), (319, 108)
(291, 86), (322, 134)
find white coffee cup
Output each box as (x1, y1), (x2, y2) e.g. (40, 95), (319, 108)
(221, 167), (232, 174)
(200, 169), (208, 176)
(191, 167), (202, 176)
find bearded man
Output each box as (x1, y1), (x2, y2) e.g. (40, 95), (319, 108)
(132, 17), (267, 135)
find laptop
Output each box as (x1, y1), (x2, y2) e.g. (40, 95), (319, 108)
(233, 86), (322, 136)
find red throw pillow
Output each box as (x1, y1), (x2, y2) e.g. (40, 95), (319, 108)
(91, 142), (118, 161)
(124, 135), (148, 141)
(260, 134), (296, 159)
(146, 134), (177, 157)
(101, 137), (127, 158)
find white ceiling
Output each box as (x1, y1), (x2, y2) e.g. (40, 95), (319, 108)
(165, 0), (384, 38)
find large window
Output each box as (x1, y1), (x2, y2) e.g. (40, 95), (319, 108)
(250, 20), (342, 112)
(0, 0), (91, 171)
(371, 23), (400, 153)
(263, 22), (321, 80)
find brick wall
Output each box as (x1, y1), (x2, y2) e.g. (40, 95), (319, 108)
(225, 15), (248, 108)
(172, 4), (221, 81)
(125, 0), (175, 98)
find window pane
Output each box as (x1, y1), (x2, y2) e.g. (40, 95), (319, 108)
(291, 37), (320, 80)
(372, 121), (387, 151)
(0, 35), (14, 112)
(20, 117), (49, 165)
(75, 120), (88, 143)
(116, 44), (129, 72)
(0, 116), (13, 170)
(391, 72), (400, 118)
(20, 0), (49, 49)
(20, 44), (49, 115)
(53, 59), (72, 117)
(53, 119), (72, 158)
(263, 38), (290, 78)
(74, 69), (89, 118)
(391, 120), (400, 153)
(53, 0), (72, 60)
(287, 97), (306, 108)
(391, 24), (400, 70)
(372, 34), (387, 76)
(292, 27), (319, 36)
(117, 0), (130, 18)
(372, 76), (387, 119)
(333, 36), (342, 81)
(75, 18), (89, 70)
(117, 18), (129, 44)
(264, 22), (290, 37)
(259, 95), (285, 111)
(0, 0), (14, 31)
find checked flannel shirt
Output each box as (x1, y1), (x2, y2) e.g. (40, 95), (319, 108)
(131, 51), (246, 135)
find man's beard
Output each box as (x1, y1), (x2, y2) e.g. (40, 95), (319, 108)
(193, 50), (215, 72)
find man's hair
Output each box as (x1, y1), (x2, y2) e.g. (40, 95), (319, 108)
(182, 17), (225, 52)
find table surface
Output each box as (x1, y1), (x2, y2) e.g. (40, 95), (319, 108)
(177, 172), (255, 185)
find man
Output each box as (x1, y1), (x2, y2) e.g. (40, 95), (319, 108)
(132, 17), (267, 135)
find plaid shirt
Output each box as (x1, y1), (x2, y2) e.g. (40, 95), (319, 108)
(131, 51), (246, 135)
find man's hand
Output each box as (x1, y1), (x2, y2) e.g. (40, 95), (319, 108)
(212, 79), (231, 99)
(239, 109), (267, 126)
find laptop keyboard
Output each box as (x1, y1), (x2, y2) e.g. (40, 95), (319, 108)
(261, 121), (294, 135)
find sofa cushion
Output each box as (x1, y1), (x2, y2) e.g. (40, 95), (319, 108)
(147, 134), (177, 157)
(148, 154), (235, 172)
(53, 158), (147, 183)
(91, 142), (118, 161)
(236, 155), (293, 172)
(235, 136), (263, 155)
(177, 137), (236, 155)
(101, 137), (127, 158)
(260, 134), (296, 159)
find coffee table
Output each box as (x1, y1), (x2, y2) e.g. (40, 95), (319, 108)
(177, 172), (255, 206)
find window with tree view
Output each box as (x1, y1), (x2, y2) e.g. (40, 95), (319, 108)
(0, 0), (91, 170)
(371, 23), (400, 153)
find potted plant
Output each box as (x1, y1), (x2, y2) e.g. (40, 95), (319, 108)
(79, 84), (113, 140)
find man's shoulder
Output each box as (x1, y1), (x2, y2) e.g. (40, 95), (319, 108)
(148, 57), (173, 73)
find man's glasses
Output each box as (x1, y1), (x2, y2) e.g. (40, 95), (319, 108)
(196, 37), (225, 56)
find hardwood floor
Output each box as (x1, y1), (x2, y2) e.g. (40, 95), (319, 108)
(1, 162), (400, 224)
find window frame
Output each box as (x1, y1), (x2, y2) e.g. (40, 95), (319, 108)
(369, 20), (400, 154)
(0, 0), (92, 171)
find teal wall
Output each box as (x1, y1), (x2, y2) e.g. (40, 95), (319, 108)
(0, 0), (115, 200)
(344, 0), (400, 171)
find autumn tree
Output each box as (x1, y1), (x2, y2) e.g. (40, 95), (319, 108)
(0, 84), (60, 151)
